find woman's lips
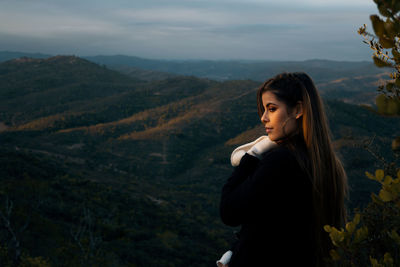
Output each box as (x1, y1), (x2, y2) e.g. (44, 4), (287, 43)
(266, 128), (272, 133)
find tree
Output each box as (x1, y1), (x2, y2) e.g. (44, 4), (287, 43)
(0, 195), (50, 267)
(0, 196), (25, 264)
(70, 207), (103, 266)
(325, 0), (400, 266)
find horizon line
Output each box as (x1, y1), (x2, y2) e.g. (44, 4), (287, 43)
(0, 50), (374, 63)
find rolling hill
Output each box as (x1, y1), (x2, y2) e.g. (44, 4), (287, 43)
(0, 55), (398, 266)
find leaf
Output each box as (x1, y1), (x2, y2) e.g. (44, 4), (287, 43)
(370, 256), (380, 267)
(383, 176), (393, 186)
(376, 94), (388, 114)
(358, 25), (367, 35)
(375, 169), (385, 181)
(379, 188), (393, 202)
(381, 36), (395, 48)
(370, 15), (385, 37)
(373, 56), (392, 68)
(386, 97), (400, 115)
(345, 222), (355, 233)
(353, 213), (361, 225)
(391, 181), (400, 194)
(388, 229), (400, 244)
(392, 136), (400, 151)
(354, 227), (368, 243)
(324, 225), (332, 233)
(383, 252), (394, 265)
(385, 21), (397, 39)
(329, 227), (344, 247)
(377, 3), (392, 17)
(345, 214), (360, 234)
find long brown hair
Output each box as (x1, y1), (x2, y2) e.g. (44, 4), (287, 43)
(257, 72), (348, 266)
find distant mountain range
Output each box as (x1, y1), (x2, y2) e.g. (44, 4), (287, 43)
(0, 51), (387, 104)
(86, 54), (385, 83)
(0, 51), (51, 62)
(0, 50), (387, 81)
(0, 54), (398, 266)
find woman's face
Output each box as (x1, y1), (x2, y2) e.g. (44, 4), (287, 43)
(261, 91), (301, 142)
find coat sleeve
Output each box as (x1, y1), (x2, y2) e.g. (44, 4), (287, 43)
(219, 148), (296, 227)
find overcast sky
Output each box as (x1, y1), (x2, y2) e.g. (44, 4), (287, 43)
(0, 0), (378, 61)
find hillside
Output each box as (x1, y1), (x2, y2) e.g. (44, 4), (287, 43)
(0, 56), (398, 266)
(112, 65), (179, 81)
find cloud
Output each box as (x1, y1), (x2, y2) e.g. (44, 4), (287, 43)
(114, 7), (233, 26)
(0, 10), (125, 37)
(0, 0), (377, 60)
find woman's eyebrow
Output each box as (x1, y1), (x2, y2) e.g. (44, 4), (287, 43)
(265, 102), (277, 107)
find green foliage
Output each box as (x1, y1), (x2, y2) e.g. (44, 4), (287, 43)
(325, 169), (400, 266)
(0, 148), (232, 266)
(358, 0), (400, 100)
(375, 93), (400, 116)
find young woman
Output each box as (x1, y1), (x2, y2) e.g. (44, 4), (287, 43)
(218, 72), (348, 266)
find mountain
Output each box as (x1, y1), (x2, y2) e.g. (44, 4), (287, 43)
(85, 54), (387, 83)
(0, 51), (388, 84)
(0, 55), (398, 266)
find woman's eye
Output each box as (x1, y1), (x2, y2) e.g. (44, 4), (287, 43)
(268, 107), (276, 112)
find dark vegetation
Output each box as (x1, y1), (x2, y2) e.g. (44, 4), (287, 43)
(0, 55), (398, 266)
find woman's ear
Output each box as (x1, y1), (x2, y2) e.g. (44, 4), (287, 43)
(295, 101), (303, 119)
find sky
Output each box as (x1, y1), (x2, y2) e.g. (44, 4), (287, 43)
(0, 0), (378, 61)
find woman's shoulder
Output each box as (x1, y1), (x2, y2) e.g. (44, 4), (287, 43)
(259, 145), (310, 181)
(260, 145), (297, 165)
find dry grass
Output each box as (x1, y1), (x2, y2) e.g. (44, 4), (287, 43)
(15, 113), (82, 131)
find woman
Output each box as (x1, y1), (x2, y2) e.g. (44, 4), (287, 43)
(218, 72), (348, 266)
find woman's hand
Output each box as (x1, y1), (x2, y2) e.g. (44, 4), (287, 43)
(247, 135), (277, 159)
(216, 250), (232, 267)
(231, 136), (277, 166)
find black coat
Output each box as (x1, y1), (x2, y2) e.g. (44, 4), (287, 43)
(220, 145), (316, 266)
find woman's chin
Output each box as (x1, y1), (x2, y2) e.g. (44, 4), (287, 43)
(267, 134), (275, 141)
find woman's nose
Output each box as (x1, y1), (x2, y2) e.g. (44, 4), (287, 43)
(261, 111), (269, 123)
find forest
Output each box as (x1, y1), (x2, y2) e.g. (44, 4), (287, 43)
(0, 53), (399, 266)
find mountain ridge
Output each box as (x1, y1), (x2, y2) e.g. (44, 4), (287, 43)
(0, 51), (387, 82)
